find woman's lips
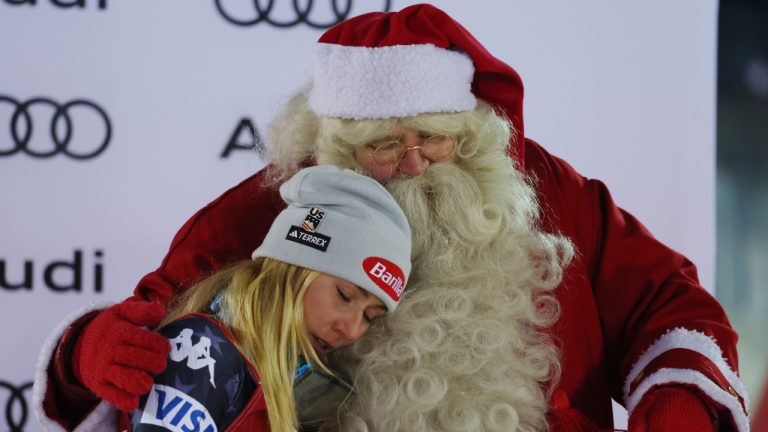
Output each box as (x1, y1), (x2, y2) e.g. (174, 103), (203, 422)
(311, 334), (332, 354)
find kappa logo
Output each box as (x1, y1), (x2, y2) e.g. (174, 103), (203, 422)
(362, 257), (405, 301)
(169, 329), (217, 388)
(302, 207), (326, 232)
(139, 384), (217, 432)
(286, 225), (331, 252)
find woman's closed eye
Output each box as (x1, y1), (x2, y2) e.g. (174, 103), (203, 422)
(336, 286), (350, 302)
(337, 286), (375, 323)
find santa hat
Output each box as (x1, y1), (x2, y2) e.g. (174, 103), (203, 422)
(308, 3), (526, 162)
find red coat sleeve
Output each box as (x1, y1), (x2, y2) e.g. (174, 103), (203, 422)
(39, 168), (284, 430)
(526, 139), (748, 431)
(132, 167), (285, 302)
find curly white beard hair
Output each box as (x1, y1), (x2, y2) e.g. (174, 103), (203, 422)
(267, 93), (574, 432)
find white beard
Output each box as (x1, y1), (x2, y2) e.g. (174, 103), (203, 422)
(330, 162), (573, 432)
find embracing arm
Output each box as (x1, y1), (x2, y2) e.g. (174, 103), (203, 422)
(528, 139), (746, 431)
(33, 168), (283, 430)
(587, 177), (744, 431)
(131, 168), (284, 303)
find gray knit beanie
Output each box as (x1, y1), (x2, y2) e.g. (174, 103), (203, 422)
(252, 166), (411, 311)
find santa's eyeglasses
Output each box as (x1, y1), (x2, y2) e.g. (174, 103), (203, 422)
(364, 134), (457, 166)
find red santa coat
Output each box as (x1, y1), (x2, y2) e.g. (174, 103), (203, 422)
(35, 138), (748, 431)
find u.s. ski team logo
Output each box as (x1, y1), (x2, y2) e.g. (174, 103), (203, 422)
(302, 206), (326, 232)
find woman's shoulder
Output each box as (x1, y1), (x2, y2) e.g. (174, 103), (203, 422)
(131, 314), (259, 430)
(161, 314), (231, 340)
(161, 314), (256, 386)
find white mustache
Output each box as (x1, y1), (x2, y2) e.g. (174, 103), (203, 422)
(386, 163), (504, 265)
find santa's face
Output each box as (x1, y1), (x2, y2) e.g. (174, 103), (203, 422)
(353, 126), (458, 183)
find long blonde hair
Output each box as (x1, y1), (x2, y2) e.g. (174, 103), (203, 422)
(160, 257), (328, 432)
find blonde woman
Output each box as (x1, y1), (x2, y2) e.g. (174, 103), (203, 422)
(128, 166), (411, 432)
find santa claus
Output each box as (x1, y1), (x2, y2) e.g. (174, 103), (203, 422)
(33, 4), (747, 432)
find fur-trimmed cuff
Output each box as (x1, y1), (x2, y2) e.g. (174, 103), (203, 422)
(32, 301), (118, 432)
(309, 42), (476, 119)
(624, 328), (749, 432)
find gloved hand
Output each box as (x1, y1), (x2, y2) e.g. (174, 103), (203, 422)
(628, 386), (716, 432)
(73, 300), (171, 412)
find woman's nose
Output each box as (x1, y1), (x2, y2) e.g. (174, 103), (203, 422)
(335, 313), (367, 344)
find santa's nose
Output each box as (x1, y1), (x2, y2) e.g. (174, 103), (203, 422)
(397, 146), (430, 177)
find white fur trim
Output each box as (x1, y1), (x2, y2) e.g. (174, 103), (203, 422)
(309, 43), (476, 119)
(32, 301), (119, 431)
(624, 328), (748, 406)
(626, 368), (750, 432)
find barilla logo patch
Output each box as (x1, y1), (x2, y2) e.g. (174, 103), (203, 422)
(362, 257), (405, 301)
(139, 384), (217, 432)
(286, 225), (331, 252)
(302, 207), (326, 232)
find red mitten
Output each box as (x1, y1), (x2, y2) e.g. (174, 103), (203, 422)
(628, 386), (717, 432)
(73, 300), (171, 412)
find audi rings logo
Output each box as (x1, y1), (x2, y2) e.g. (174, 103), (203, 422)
(0, 380), (32, 432)
(215, 0), (391, 29)
(0, 96), (112, 160)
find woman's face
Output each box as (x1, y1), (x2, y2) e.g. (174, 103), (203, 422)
(302, 273), (387, 355)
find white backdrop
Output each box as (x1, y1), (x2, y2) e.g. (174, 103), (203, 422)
(0, 1), (717, 430)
